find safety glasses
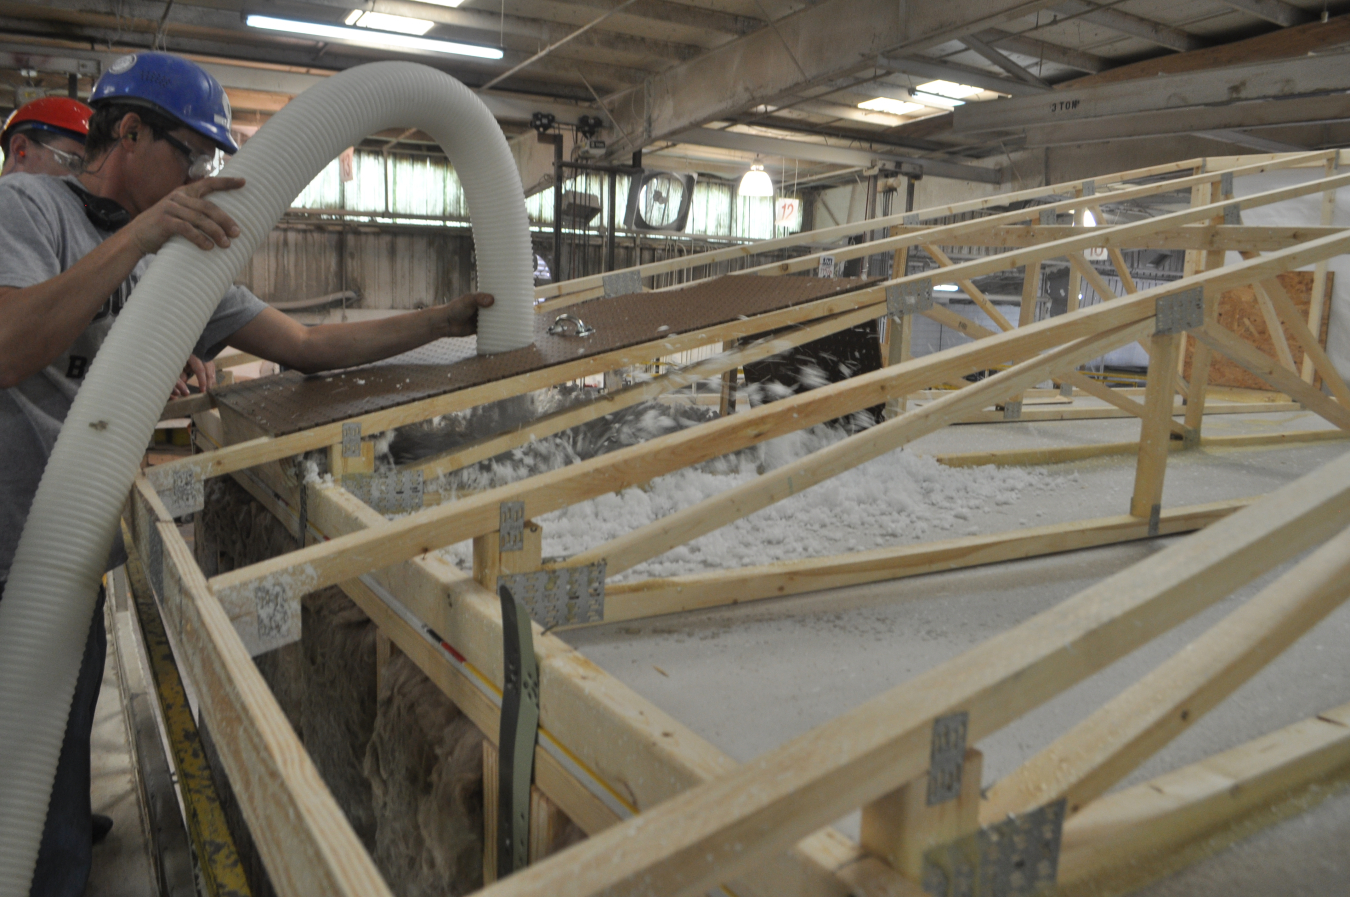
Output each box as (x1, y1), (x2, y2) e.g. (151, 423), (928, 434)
(29, 134), (84, 174)
(160, 131), (224, 180)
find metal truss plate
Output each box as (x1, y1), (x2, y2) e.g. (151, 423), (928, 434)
(603, 269), (642, 298)
(1156, 287), (1204, 334)
(145, 517), (165, 602)
(1221, 171), (1234, 196)
(1081, 179), (1095, 197)
(343, 470), (424, 515)
(1223, 202), (1241, 226)
(499, 562), (606, 629)
(922, 799), (1066, 897)
(927, 711), (969, 805)
(500, 501), (526, 551)
(887, 278), (934, 319)
(904, 213), (921, 226)
(157, 468), (204, 518)
(341, 421), (362, 458)
(1038, 209), (1056, 226)
(1000, 400), (1023, 422)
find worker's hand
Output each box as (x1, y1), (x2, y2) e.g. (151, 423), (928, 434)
(170, 354), (215, 397)
(127, 177), (246, 255)
(437, 291), (495, 337)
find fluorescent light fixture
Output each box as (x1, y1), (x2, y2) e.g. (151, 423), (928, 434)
(911, 91), (964, 108)
(246, 14), (503, 59)
(858, 97), (923, 116)
(933, 283), (960, 292)
(345, 10), (435, 34)
(410, 0), (465, 6)
(739, 162), (774, 197)
(916, 80), (983, 100)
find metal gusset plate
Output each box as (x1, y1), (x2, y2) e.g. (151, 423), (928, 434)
(887, 278), (934, 319)
(500, 501), (526, 552)
(927, 711), (969, 805)
(497, 584), (540, 878)
(342, 470), (424, 514)
(922, 799), (1066, 897)
(498, 562), (606, 629)
(1155, 287), (1204, 334)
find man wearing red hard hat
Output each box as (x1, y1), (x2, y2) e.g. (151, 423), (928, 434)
(0, 52), (491, 897)
(0, 97), (92, 178)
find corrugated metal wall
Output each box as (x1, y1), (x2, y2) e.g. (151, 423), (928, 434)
(236, 225), (477, 310)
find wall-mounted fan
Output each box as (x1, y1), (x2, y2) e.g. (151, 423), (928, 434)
(623, 170), (696, 233)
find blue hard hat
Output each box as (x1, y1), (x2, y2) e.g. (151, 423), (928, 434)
(90, 52), (238, 153)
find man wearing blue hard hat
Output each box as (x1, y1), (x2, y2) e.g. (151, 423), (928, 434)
(0, 52), (492, 897)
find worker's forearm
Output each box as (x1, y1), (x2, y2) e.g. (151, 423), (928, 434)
(0, 229), (146, 387)
(290, 308), (445, 374)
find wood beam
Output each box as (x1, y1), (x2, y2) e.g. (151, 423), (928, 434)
(1192, 324), (1350, 429)
(593, 500), (1251, 626)
(984, 520), (1350, 822)
(932, 429), (1347, 468)
(1129, 331), (1182, 522)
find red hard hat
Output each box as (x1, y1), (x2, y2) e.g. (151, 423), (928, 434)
(2, 96), (93, 149)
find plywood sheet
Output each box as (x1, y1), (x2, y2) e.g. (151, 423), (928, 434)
(1183, 271), (1334, 391)
(215, 275), (877, 436)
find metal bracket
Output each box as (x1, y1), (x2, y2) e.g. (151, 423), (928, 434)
(1156, 287), (1204, 334)
(887, 278), (934, 319)
(498, 562), (606, 629)
(1059, 381), (1074, 398)
(922, 799), (1066, 897)
(904, 213), (921, 226)
(1221, 171), (1234, 197)
(927, 712), (969, 805)
(1223, 202), (1241, 226)
(341, 421), (362, 458)
(1081, 179), (1095, 197)
(546, 313), (596, 337)
(1000, 400), (1023, 422)
(602, 269), (642, 298)
(156, 467), (204, 518)
(342, 471), (424, 515)
(1148, 503), (1161, 538)
(496, 583), (540, 878)
(500, 501), (526, 552)
(1038, 208), (1056, 226)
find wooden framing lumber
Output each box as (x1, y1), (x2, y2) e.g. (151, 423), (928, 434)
(124, 478), (393, 897)
(1192, 324), (1350, 429)
(470, 451), (1350, 897)
(592, 500), (1251, 626)
(1303, 158), (1338, 383)
(1130, 331), (1182, 522)
(983, 522), (1350, 822)
(919, 242), (1014, 331)
(931, 428), (1348, 467)
(573, 321), (1152, 577)
(1057, 701), (1350, 896)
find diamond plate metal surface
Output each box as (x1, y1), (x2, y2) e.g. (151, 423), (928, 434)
(498, 562), (606, 628)
(1156, 287), (1204, 334)
(927, 711), (969, 805)
(215, 276), (878, 436)
(603, 269), (642, 298)
(500, 501), (525, 552)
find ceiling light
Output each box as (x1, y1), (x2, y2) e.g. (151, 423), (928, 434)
(246, 14), (503, 59)
(345, 10), (435, 34)
(911, 92), (964, 108)
(858, 97), (923, 116)
(739, 162), (774, 197)
(409, 0), (465, 6)
(1083, 209), (1097, 227)
(933, 283), (960, 292)
(916, 80), (983, 100)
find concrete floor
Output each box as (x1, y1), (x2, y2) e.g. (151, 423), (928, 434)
(562, 407), (1350, 895)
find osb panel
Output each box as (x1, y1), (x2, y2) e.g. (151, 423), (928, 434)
(1183, 271), (1334, 391)
(215, 275), (877, 436)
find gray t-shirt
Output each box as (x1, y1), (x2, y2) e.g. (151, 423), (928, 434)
(0, 173), (267, 581)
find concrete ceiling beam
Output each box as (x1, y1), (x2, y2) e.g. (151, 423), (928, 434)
(959, 32), (1052, 88)
(668, 126), (1000, 183)
(976, 28), (1110, 73)
(1053, 1), (1208, 52)
(604, 0), (1058, 161)
(1212, 0), (1313, 28)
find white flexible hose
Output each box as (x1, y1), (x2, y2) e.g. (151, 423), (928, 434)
(0, 61), (533, 892)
